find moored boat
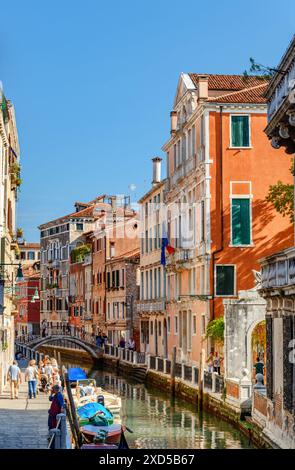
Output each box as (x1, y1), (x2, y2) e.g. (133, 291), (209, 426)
(80, 423), (122, 445)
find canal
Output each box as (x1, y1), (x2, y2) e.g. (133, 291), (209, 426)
(63, 357), (253, 449)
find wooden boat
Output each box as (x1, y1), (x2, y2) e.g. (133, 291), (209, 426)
(80, 423), (122, 445)
(73, 379), (122, 416)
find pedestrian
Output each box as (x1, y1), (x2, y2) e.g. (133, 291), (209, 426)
(206, 351), (214, 373)
(96, 334), (103, 347)
(128, 337), (135, 351)
(253, 356), (264, 383)
(213, 352), (221, 375)
(44, 360), (54, 389)
(7, 360), (21, 399)
(25, 359), (38, 399)
(48, 385), (65, 431)
(119, 336), (126, 348)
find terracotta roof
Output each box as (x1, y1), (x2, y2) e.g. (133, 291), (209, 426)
(207, 83), (268, 104)
(68, 206), (95, 219)
(189, 73), (269, 91)
(19, 243), (40, 249)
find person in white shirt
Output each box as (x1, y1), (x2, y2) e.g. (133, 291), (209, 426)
(7, 360), (21, 399)
(128, 338), (135, 351)
(25, 360), (38, 399)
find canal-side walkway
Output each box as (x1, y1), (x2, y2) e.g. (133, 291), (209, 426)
(0, 363), (49, 449)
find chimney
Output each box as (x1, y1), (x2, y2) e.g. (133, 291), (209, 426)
(152, 157), (162, 186)
(110, 196), (117, 211)
(198, 75), (208, 100)
(170, 111), (177, 135)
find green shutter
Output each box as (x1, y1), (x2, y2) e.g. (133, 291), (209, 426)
(232, 198), (250, 245)
(216, 266), (234, 296)
(231, 116), (250, 147)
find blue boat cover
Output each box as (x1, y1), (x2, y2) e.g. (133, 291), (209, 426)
(68, 367), (87, 381)
(77, 402), (113, 421)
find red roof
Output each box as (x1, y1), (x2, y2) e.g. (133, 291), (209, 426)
(189, 74), (269, 91)
(207, 83), (268, 104)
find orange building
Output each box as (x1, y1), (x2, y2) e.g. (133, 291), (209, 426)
(162, 73), (293, 365)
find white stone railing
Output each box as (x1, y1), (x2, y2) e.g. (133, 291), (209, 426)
(261, 246), (295, 288)
(136, 299), (166, 313)
(268, 60), (295, 120)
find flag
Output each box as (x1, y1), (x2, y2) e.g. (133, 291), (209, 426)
(161, 236), (175, 266)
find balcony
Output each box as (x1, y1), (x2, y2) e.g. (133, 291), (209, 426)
(166, 247), (195, 271)
(136, 298), (166, 313)
(260, 246), (295, 292)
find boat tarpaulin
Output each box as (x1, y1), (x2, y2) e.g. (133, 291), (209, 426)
(68, 367), (87, 382)
(77, 402), (113, 421)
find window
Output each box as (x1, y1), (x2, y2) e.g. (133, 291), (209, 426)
(27, 251), (35, 260)
(174, 315), (178, 334)
(201, 315), (206, 335)
(188, 311), (192, 350)
(20, 251), (26, 260)
(193, 315), (197, 335)
(216, 265), (235, 296)
(167, 316), (171, 334)
(150, 320), (153, 335)
(231, 115), (250, 147)
(76, 223), (84, 231)
(158, 321), (161, 336)
(231, 198), (251, 245)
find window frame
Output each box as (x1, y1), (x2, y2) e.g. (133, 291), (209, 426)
(215, 264), (236, 297)
(229, 114), (251, 149)
(230, 196), (253, 247)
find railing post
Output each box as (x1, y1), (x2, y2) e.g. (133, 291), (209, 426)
(57, 413), (67, 449)
(133, 351), (137, 364)
(212, 372), (217, 393)
(49, 429), (61, 449)
(181, 363), (185, 381)
(192, 366), (197, 386)
(146, 354), (151, 370)
(156, 357), (159, 371)
(164, 359), (167, 374)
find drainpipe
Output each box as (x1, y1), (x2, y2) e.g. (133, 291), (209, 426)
(211, 106), (224, 320)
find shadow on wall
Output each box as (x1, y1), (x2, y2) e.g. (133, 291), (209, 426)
(211, 196), (293, 306)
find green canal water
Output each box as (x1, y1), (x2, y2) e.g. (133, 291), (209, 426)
(64, 358), (253, 449)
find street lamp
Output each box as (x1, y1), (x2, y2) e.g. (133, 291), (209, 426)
(0, 262), (24, 314)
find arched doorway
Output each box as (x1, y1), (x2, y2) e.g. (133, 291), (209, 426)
(251, 320), (266, 381)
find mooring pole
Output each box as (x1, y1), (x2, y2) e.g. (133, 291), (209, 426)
(64, 372), (82, 448)
(170, 346), (177, 397)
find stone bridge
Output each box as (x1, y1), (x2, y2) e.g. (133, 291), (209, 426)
(16, 334), (103, 359)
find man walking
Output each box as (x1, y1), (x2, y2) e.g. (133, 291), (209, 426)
(7, 360), (21, 399)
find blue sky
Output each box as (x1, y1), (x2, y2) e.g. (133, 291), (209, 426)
(1, 0), (294, 242)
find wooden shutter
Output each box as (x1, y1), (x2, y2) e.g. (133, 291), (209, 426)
(232, 199), (250, 245)
(216, 265), (234, 296)
(231, 115), (249, 147)
(283, 316), (294, 412)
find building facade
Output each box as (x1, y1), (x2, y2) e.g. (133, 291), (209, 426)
(39, 197), (105, 328)
(19, 241), (40, 267)
(162, 73), (294, 366)
(0, 90), (20, 392)
(257, 37), (295, 448)
(137, 158), (167, 356)
(15, 267), (40, 336)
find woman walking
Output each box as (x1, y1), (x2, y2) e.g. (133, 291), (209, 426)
(25, 359), (38, 399)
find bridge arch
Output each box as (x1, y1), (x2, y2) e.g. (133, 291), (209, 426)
(30, 335), (100, 359)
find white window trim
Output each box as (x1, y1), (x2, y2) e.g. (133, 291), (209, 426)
(214, 264), (236, 297)
(229, 195), (254, 247)
(229, 114), (252, 149)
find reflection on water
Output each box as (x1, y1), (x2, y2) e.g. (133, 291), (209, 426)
(65, 361), (253, 449)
